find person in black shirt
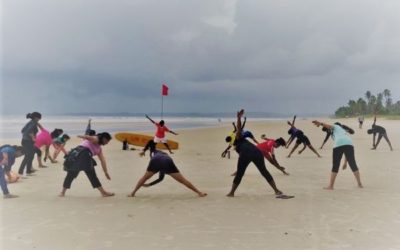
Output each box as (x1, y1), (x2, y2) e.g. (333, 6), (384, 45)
(18, 112), (42, 175)
(226, 109), (291, 198)
(368, 116), (393, 151)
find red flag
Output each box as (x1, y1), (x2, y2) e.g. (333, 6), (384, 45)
(162, 84), (169, 96)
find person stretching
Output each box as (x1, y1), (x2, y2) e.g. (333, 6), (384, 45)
(129, 140), (206, 198)
(312, 120), (363, 190)
(145, 115), (178, 154)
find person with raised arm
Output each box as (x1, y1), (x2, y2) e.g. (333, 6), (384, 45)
(59, 133), (114, 197)
(286, 116), (321, 158)
(129, 140), (207, 198)
(145, 115), (178, 154)
(312, 120), (363, 190)
(226, 109), (293, 199)
(368, 115), (393, 151)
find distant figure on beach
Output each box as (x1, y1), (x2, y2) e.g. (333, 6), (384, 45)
(0, 145), (25, 198)
(52, 134), (71, 160)
(85, 118), (96, 136)
(145, 115), (178, 154)
(59, 133), (114, 197)
(286, 116), (321, 158)
(226, 109), (293, 199)
(358, 115), (364, 129)
(123, 139), (129, 150)
(34, 127), (62, 168)
(312, 120), (363, 190)
(319, 127), (332, 149)
(221, 118), (259, 158)
(128, 140), (207, 198)
(19, 112), (42, 176)
(368, 116), (393, 151)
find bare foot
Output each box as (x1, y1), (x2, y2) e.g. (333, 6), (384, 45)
(226, 193), (234, 197)
(358, 184), (363, 188)
(287, 155), (291, 158)
(275, 190), (283, 195)
(198, 193), (207, 197)
(58, 193), (65, 197)
(127, 193), (135, 197)
(323, 186), (334, 190)
(101, 192), (115, 197)
(4, 194), (19, 199)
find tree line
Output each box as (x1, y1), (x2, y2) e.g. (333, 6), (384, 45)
(335, 89), (400, 117)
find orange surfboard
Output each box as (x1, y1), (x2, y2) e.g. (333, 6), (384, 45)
(114, 132), (179, 150)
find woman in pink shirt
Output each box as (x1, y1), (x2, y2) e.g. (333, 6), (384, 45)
(59, 132), (114, 197)
(34, 127), (62, 168)
(145, 115), (178, 154)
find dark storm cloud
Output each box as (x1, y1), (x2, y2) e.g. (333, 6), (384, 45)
(1, 0), (400, 115)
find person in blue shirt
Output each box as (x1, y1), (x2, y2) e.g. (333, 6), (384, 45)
(312, 120), (363, 190)
(0, 145), (25, 198)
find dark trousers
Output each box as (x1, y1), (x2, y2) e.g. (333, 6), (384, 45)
(332, 145), (358, 173)
(19, 139), (35, 174)
(63, 168), (102, 189)
(233, 149), (274, 185)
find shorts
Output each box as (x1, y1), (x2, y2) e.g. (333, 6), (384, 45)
(296, 135), (311, 146)
(147, 155), (179, 174)
(154, 136), (167, 144)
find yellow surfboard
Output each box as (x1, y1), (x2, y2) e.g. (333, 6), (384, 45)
(114, 132), (179, 150)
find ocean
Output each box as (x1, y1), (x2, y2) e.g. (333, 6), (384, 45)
(0, 115), (286, 140)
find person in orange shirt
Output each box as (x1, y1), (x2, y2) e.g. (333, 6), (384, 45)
(145, 115), (178, 154)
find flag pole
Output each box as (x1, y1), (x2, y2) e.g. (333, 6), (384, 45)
(161, 93), (164, 119)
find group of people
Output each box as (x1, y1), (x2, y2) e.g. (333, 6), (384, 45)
(0, 110), (394, 199)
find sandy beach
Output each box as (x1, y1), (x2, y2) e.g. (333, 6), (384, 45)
(1, 118), (400, 250)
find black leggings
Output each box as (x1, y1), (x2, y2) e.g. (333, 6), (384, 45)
(233, 149), (274, 185)
(332, 145), (358, 173)
(19, 139), (35, 174)
(63, 168), (102, 189)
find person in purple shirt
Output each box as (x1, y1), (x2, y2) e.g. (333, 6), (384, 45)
(59, 132), (114, 197)
(286, 115), (321, 158)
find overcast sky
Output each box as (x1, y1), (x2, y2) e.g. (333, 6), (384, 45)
(1, 0), (400, 116)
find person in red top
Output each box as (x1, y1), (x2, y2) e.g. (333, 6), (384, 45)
(257, 135), (289, 175)
(230, 135), (289, 176)
(145, 115), (178, 154)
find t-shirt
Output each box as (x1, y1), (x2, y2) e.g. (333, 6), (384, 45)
(228, 131), (236, 146)
(80, 140), (102, 156)
(332, 124), (353, 148)
(257, 139), (275, 154)
(155, 123), (170, 138)
(53, 136), (66, 145)
(21, 120), (39, 141)
(34, 129), (53, 148)
(372, 124), (386, 134)
(228, 131), (253, 146)
(0, 146), (16, 167)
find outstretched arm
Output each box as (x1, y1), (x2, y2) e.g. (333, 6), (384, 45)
(145, 115), (156, 124)
(235, 109), (245, 140)
(231, 122), (237, 133)
(143, 172), (165, 187)
(373, 115), (377, 126)
(169, 130), (178, 135)
(221, 145), (232, 157)
(241, 117), (247, 130)
(98, 151), (111, 180)
(78, 135), (98, 143)
(312, 120), (333, 130)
